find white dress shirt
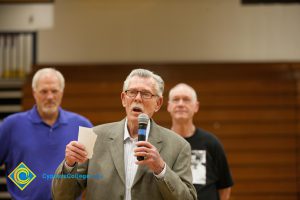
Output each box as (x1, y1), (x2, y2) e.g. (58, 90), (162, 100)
(123, 118), (150, 200)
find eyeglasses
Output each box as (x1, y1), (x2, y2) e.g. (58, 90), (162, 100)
(125, 90), (157, 99)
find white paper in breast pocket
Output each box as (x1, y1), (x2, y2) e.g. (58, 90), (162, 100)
(78, 126), (97, 159)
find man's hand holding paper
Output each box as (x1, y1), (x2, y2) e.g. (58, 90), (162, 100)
(65, 126), (97, 167)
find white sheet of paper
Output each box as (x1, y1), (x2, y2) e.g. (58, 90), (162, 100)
(78, 126), (97, 159)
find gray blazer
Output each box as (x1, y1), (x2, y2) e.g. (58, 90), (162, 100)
(52, 119), (197, 200)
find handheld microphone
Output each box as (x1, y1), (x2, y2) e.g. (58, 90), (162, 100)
(137, 113), (149, 161)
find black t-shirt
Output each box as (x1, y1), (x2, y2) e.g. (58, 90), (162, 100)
(185, 128), (234, 200)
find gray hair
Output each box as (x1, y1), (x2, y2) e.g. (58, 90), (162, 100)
(32, 68), (65, 91)
(169, 83), (198, 102)
(123, 68), (164, 97)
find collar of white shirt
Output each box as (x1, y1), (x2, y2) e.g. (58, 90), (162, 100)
(123, 118), (150, 141)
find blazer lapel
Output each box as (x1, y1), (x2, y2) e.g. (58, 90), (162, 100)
(132, 120), (163, 187)
(109, 120), (126, 185)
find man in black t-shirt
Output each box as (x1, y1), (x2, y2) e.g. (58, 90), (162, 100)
(167, 83), (234, 200)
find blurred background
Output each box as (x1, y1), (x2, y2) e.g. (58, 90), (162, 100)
(0, 0), (300, 199)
